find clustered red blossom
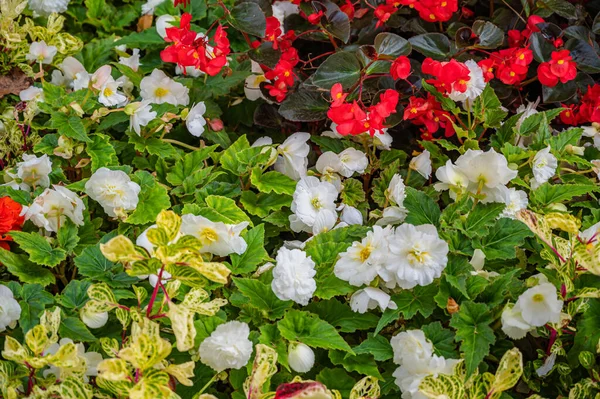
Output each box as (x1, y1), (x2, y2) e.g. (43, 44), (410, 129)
(0, 197), (24, 250)
(327, 83), (399, 136)
(375, 0), (458, 27)
(403, 94), (455, 140)
(477, 47), (533, 85)
(160, 13), (231, 76)
(537, 50), (577, 88)
(390, 56), (411, 80)
(422, 58), (471, 94)
(560, 84), (600, 125)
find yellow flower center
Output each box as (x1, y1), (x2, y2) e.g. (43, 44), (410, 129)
(429, 14), (435, 19)
(408, 247), (429, 265)
(510, 71), (516, 77)
(519, 54), (525, 60)
(311, 197), (322, 209)
(532, 293), (545, 303)
(154, 87), (169, 98)
(441, 1), (447, 6)
(359, 246), (373, 262)
(200, 227), (218, 244)
(557, 59), (564, 65)
(103, 87), (114, 97)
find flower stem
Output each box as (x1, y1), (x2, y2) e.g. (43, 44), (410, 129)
(198, 373), (220, 395)
(162, 138), (201, 151)
(146, 266), (165, 317)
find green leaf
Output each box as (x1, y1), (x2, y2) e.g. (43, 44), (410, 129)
(462, 203), (505, 238)
(423, 322), (458, 359)
(321, 1), (350, 43)
(232, 277), (292, 320)
(472, 21), (504, 49)
(316, 368), (356, 398)
(10, 231), (66, 267)
(278, 310), (353, 353)
(258, 323), (290, 370)
(220, 135), (250, 174)
(19, 284), (54, 332)
(341, 178), (366, 207)
(59, 316), (97, 342)
(50, 113), (90, 143)
(449, 301), (495, 378)
(227, 2), (267, 37)
(201, 195), (251, 224)
(328, 350), (382, 379)
(166, 146), (218, 186)
(251, 169), (297, 196)
(409, 33), (452, 60)
(374, 32), (412, 57)
(353, 333), (394, 361)
(57, 220), (80, 253)
(539, 0), (577, 18)
(114, 28), (165, 48)
(240, 191), (291, 218)
(73, 243), (137, 288)
(230, 225), (268, 274)
(85, 0), (105, 19)
(306, 298), (378, 333)
(126, 171), (171, 225)
(279, 89), (329, 122)
(375, 284), (438, 334)
(532, 183), (598, 207)
(569, 299), (600, 366)
(474, 218), (533, 260)
(548, 128), (583, 152)
(404, 187), (441, 226)
(58, 280), (92, 310)
(312, 52), (362, 90)
(0, 249), (55, 287)
(86, 134), (119, 172)
(519, 108), (564, 136)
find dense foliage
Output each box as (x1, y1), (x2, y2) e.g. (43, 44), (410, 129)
(1, 0), (600, 398)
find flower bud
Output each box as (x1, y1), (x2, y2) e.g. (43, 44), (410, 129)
(288, 342), (315, 373)
(81, 309), (109, 329)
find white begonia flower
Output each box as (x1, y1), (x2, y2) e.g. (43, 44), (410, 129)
(315, 151), (343, 192)
(55, 56), (87, 89)
(582, 123), (600, 150)
(43, 338), (103, 382)
(199, 321), (253, 372)
(498, 186), (528, 219)
(580, 221), (600, 244)
(85, 168), (141, 218)
(290, 176), (338, 233)
(8, 154), (52, 191)
(271, 247), (316, 306)
(252, 136), (273, 147)
(501, 303), (533, 339)
(272, 0), (300, 27)
(531, 146), (557, 190)
(98, 78), (127, 107)
(19, 86), (44, 102)
(433, 159), (470, 200)
(125, 101), (157, 136)
(455, 149), (517, 202)
(393, 355), (459, 399)
(148, 269), (172, 287)
(378, 174), (408, 226)
(288, 342), (315, 373)
(381, 224), (449, 289)
(0, 285), (21, 332)
(27, 41), (58, 64)
(334, 226), (390, 286)
(337, 147), (368, 177)
(274, 132), (311, 180)
(28, 0), (70, 17)
(410, 150), (432, 179)
(311, 210), (337, 235)
(339, 204), (363, 225)
(156, 14), (178, 38)
(536, 352), (557, 377)
(140, 69), (190, 106)
(119, 48), (141, 72)
(391, 330), (434, 365)
(22, 185), (85, 232)
(245, 73), (269, 101)
(81, 309), (108, 329)
(186, 102), (208, 137)
(180, 214), (248, 256)
(448, 60), (486, 104)
(142, 0), (166, 15)
(350, 287), (397, 314)
(516, 283), (563, 327)
(89, 65), (113, 90)
(469, 249), (499, 279)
